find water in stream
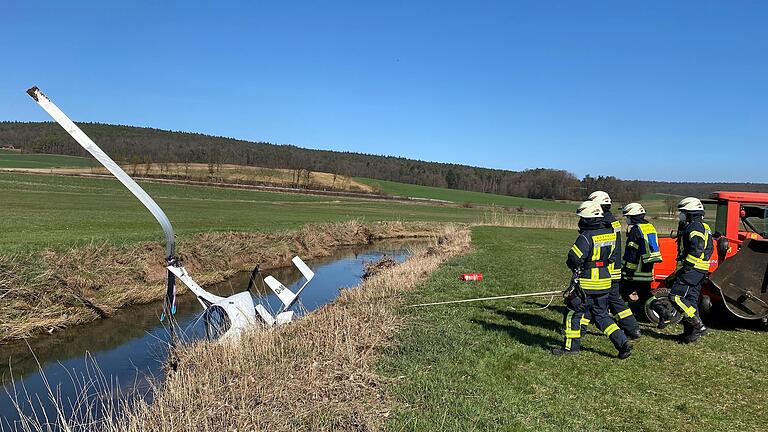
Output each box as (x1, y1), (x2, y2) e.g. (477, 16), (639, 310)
(0, 239), (425, 428)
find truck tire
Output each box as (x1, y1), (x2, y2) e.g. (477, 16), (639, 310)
(644, 287), (684, 326)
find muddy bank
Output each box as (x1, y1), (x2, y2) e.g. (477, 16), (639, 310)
(0, 220), (447, 342)
(98, 225), (471, 432)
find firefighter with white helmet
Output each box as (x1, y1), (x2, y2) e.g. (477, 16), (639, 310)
(552, 200), (632, 358)
(620, 203), (664, 321)
(660, 197), (714, 343)
(580, 191), (641, 339)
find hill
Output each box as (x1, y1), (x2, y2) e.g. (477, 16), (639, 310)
(2, 122), (767, 202)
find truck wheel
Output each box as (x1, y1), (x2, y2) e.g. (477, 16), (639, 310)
(644, 288), (683, 326)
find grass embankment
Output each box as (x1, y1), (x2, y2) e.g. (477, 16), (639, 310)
(55, 225), (471, 431)
(0, 220), (444, 343)
(380, 226), (768, 431)
(356, 177), (574, 210)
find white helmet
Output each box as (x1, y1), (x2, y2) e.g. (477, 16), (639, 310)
(622, 202), (646, 216)
(588, 190), (611, 206)
(678, 197), (704, 212)
(577, 200), (604, 218)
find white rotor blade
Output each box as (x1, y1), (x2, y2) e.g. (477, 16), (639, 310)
(26, 86), (176, 258)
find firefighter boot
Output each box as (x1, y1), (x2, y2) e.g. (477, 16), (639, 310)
(677, 319), (693, 343)
(683, 316), (708, 344)
(617, 341), (632, 360)
(649, 299), (670, 329)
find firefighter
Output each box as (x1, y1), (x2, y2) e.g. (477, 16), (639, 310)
(666, 197), (714, 343)
(552, 200), (632, 358)
(620, 203), (665, 320)
(581, 191), (641, 339)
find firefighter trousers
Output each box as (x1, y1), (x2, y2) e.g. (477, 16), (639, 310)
(562, 290), (628, 352)
(581, 282), (639, 335)
(669, 276), (703, 319)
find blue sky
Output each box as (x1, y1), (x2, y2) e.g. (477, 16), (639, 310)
(2, 1), (766, 182)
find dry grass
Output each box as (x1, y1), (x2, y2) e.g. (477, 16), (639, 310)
(476, 208), (576, 229)
(10, 225), (471, 431)
(0, 221), (448, 343)
(14, 163), (375, 193)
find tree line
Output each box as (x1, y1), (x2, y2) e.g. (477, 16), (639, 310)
(1, 121), (766, 203)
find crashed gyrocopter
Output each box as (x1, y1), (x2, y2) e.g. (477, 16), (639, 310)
(27, 86), (314, 340)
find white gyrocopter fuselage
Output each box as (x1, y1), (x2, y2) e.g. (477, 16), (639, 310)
(27, 86), (314, 340)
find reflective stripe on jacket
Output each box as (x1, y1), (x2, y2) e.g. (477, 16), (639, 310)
(676, 219), (714, 273)
(567, 227), (616, 291)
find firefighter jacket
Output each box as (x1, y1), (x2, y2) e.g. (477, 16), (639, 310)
(567, 219), (617, 291)
(676, 214), (714, 283)
(602, 210), (623, 281)
(622, 216), (662, 282)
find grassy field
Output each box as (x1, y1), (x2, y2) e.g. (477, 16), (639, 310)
(380, 226), (768, 431)
(0, 172), (495, 252)
(0, 151), (95, 168)
(356, 177), (574, 210)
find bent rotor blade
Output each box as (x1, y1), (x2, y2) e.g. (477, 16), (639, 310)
(26, 86), (176, 258)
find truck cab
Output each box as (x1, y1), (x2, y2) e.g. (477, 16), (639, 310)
(650, 192), (768, 320)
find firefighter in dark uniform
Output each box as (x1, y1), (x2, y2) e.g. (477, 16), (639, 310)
(552, 200), (633, 358)
(581, 191), (641, 339)
(667, 197), (714, 343)
(620, 202), (663, 312)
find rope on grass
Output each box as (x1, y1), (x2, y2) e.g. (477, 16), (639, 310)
(407, 290), (563, 308)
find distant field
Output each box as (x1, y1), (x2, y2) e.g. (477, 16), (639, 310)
(42, 162), (374, 193)
(1, 172), (495, 252)
(356, 177), (574, 211)
(0, 152), (94, 168)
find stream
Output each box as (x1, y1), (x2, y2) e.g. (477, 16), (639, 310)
(0, 239), (426, 428)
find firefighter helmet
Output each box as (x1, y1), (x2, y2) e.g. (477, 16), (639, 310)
(678, 197), (704, 212)
(588, 190), (612, 205)
(577, 200), (604, 218)
(622, 202), (646, 216)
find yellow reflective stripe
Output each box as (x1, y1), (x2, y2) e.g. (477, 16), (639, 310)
(593, 233), (617, 244)
(627, 241), (639, 249)
(571, 245), (583, 258)
(592, 244), (601, 260)
(624, 262), (638, 270)
(617, 308), (633, 319)
(604, 323), (620, 336)
(673, 295), (696, 318)
(565, 311), (574, 349)
(638, 223), (657, 235)
(580, 317), (590, 326)
(565, 330), (581, 338)
(611, 221), (621, 232)
(685, 255), (710, 271)
(690, 231), (707, 241)
(579, 279), (611, 290)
